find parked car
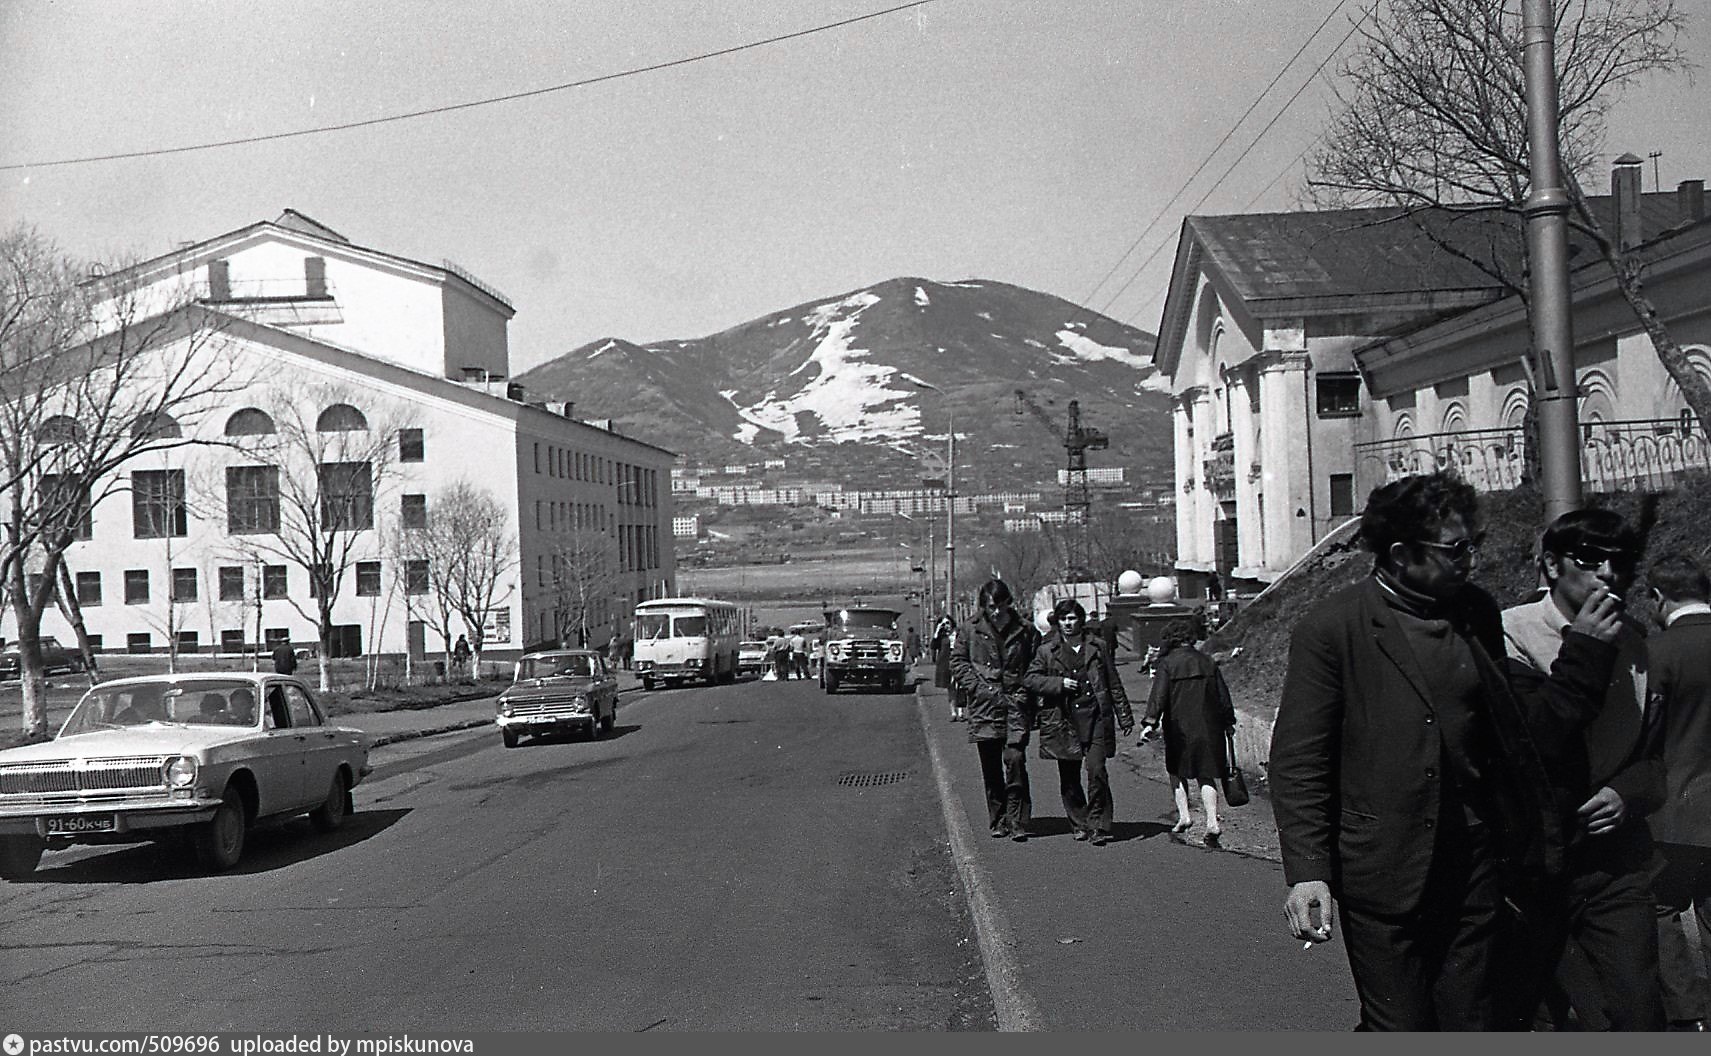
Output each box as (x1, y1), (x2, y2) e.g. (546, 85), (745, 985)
(496, 649), (619, 748)
(820, 605), (909, 693)
(0, 673), (372, 879)
(0, 636), (84, 679)
(737, 640), (769, 678)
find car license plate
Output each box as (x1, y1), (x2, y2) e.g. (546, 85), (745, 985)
(47, 815), (116, 835)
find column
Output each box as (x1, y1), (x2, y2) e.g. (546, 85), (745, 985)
(1256, 346), (1314, 575)
(1229, 365), (1263, 576)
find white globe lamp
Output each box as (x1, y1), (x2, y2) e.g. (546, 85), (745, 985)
(1116, 570), (1145, 596)
(1144, 576), (1177, 605)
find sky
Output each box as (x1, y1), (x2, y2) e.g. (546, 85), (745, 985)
(3, 0), (1708, 374)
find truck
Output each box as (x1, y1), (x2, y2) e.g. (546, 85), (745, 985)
(820, 605), (909, 694)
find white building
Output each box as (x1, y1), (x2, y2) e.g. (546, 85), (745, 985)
(672, 514), (701, 539)
(11, 210), (675, 660)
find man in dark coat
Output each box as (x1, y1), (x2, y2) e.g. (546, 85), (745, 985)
(1026, 598), (1133, 844)
(1501, 509), (1664, 1031)
(1271, 472), (1623, 1031)
(271, 639), (297, 675)
(951, 579), (1040, 841)
(1646, 552), (1711, 1030)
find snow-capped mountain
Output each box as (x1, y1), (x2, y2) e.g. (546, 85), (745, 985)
(516, 277), (1172, 490)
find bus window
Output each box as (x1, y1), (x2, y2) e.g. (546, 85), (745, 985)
(637, 614), (670, 640)
(674, 616), (707, 637)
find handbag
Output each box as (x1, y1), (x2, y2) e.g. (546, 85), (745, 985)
(1221, 730), (1250, 808)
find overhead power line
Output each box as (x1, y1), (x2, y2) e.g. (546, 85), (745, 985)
(0, 0), (938, 172)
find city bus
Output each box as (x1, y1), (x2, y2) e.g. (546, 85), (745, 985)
(631, 597), (742, 690)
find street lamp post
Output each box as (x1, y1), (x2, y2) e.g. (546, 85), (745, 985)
(909, 378), (955, 623)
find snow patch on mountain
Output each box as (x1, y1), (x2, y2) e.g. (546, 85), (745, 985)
(914, 286), (930, 307)
(1055, 328), (1152, 370)
(587, 340), (621, 359)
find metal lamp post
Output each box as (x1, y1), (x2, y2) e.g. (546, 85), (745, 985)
(910, 379), (955, 623)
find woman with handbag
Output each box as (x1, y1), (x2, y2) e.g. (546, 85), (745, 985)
(1140, 618), (1238, 846)
(1026, 599), (1134, 845)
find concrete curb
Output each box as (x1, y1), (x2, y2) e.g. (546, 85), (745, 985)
(914, 689), (1043, 1032)
(369, 717), (493, 749)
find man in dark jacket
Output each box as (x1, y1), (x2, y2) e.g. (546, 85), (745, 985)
(1026, 599), (1134, 845)
(271, 639), (297, 675)
(1645, 552), (1711, 1030)
(1271, 472), (1622, 1031)
(1501, 509), (1664, 1031)
(950, 579), (1040, 841)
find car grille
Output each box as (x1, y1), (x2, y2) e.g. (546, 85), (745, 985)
(850, 639), (890, 662)
(0, 756), (166, 796)
(508, 698), (590, 717)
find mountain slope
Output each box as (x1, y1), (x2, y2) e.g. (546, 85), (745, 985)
(516, 277), (1172, 490)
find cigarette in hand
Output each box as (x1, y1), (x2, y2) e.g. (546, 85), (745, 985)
(1302, 941), (1315, 950)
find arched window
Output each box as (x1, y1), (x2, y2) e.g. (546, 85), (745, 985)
(316, 404), (368, 432)
(131, 411), (181, 440)
(1393, 412), (1415, 439)
(39, 415), (84, 446)
(1577, 370), (1616, 426)
(225, 408), (276, 436)
(1440, 401), (1467, 433)
(1500, 387), (1530, 430)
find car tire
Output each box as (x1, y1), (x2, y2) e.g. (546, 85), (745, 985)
(824, 673), (839, 694)
(642, 677), (656, 691)
(308, 771), (350, 833)
(589, 715), (603, 741)
(600, 708), (615, 735)
(0, 835), (45, 880)
(194, 788), (247, 872)
(502, 727), (519, 749)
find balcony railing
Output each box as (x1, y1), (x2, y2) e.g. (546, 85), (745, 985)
(1354, 417), (1708, 495)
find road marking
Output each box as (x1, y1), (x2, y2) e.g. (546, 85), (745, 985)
(914, 694), (1042, 1032)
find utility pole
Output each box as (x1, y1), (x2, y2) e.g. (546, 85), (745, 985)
(945, 408), (956, 623)
(1521, 0), (1583, 522)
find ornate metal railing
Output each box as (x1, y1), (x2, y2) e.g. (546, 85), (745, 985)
(1354, 417), (1708, 495)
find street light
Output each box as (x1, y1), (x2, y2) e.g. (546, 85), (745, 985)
(905, 375), (955, 623)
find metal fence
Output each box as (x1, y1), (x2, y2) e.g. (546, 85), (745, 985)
(1354, 417), (1709, 496)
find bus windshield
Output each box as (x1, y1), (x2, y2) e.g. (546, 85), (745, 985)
(636, 614), (671, 641)
(672, 616), (707, 637)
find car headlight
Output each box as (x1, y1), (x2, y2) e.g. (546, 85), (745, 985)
(827, 642), (844, 659)
(163, 756), (197, 788)
(497, 699), (514, 717)
(571, 695), (590, 712)
(888, 642), (904, 659)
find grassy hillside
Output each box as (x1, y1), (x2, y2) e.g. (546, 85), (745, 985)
(1210, 473), (1711, 720)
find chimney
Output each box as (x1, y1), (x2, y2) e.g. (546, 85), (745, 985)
(1612, 153), (1644, 250)
(1680, 179), (1707, 224)
(560, 401), (576, 419)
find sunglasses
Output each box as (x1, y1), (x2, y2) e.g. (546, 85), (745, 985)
(1563, 548), (1634, 572)
(1416, 532), (1485, 561)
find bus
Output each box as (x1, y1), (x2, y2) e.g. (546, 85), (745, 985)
(631, 597), (742, 690)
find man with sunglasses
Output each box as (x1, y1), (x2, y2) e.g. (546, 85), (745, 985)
(1273, 472), (1622, 1030)
(1500, 509), (1666, 1030)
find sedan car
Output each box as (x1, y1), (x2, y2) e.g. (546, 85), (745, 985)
(0, 636), (85, 680)
(496, 649), (620, 748)
(737, 640), (769, 678)
(0, 673), (371, 879)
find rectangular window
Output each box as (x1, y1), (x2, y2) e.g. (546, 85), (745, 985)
(263, 564), (288, 599)
(85, 634), (103, 652)
(305, 256), (327, 298)
(76, 571), (102, 606)
(42, 474), (93, 540)
(226, 465), (280, 534)
(399, 428), (425, 463)
(218, 566), (246, 602)
(401, 493), (428, 530)
(1329, 473), (1356, 517)
(1316, 373), (1363, 418)
(124, 569), (149, 605)
(132, 468), (188, 538)
(356, 560), (381, 597)
(319, 461), (374, 531)
(405, 559), (429, 596)
(171, 567), (198, 603)
(126, 632), (152, 654)
(533, 442), (541, 474)
(264, 627), (291, 649)
(176, 630), (199, 653)
(220, 629), (246, 653)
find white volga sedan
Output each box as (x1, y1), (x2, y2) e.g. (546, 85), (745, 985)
(0, 673), (371, 879)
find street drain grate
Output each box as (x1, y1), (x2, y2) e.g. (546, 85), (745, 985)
(837, 771), (912, 788)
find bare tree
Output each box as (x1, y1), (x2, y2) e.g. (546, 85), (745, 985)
(383, 517), (459, 680)
(549, 528), (621, 650)
(982, 527), (1063, 619)
(0, 226), (241, 738)
(1306, 0), (1709, 426)
(424, 481), (517, 678)
(221, 383), (412, 690)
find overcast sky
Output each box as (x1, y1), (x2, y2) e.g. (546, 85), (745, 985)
(3, 0), (1706, 373)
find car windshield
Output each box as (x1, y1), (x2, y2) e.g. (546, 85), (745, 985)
(830, 610), (899, 631)
(518, 655), (595, 680)
(59, 680), (263, 735)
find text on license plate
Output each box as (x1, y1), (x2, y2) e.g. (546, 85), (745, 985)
(47, 815), (117, 834)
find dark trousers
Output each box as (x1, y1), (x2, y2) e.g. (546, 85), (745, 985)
(1055, 739), (1113, 835)
(1340, 825), (1501, 1030)
(1656, 842), (1711, 1023)
(975, 738), (1031, 833)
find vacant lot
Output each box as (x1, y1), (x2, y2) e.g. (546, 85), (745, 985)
(681, 546), (923, 601)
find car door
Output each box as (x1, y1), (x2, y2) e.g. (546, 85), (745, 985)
(594, 655), (616, 723)
(250, 680), (307, 816)
(282, 682), (338, 808)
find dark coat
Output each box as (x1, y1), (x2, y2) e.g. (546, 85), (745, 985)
(1025, 634), (1116, 760)
(1144, 643), (1235, 780)
(950, 611), (1040, 744)
(1270, 577), (1615, 916)
(271, 642), (297, 675)
(1647, 611), (1711, 847)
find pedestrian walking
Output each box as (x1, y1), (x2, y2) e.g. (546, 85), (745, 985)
(950, 579), (1039, 841)
(1270, 472), (1623, 1031)
(1138, 618), (1235, 846)
(1643, 552), (1711, 1031)
(1500, 509), (1665, 1031)
(452, 634), (471, 680)
(1026, 598), (1133, 844)
(771, 632), (792, 681)
(905, 624), (922, 666)
(932, 616), (962, 721)
(270, 639), (297, 675)
(790, 629), (809, 680)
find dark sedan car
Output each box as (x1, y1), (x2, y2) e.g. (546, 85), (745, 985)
(0, 636), (85, 680)
(495, 649), (620, 748)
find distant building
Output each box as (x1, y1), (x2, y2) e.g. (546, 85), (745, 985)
(672, 514), (701, 539)
(1057, 466), (1126, 486)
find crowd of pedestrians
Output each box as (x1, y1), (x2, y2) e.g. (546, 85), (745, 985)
(1270, 469), (1711, 1031)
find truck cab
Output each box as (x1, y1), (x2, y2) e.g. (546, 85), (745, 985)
(820, 606), (908, 694)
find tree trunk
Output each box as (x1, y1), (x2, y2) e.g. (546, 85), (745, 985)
(1611, 254), (1711, 432)
(53, 561), (100, 686)
(9, 557), (50, 740)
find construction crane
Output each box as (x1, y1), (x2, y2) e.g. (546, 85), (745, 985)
(1014, 389), (1109, 576)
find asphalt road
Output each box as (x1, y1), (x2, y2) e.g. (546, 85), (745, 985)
(0, 676), (992, 1031)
